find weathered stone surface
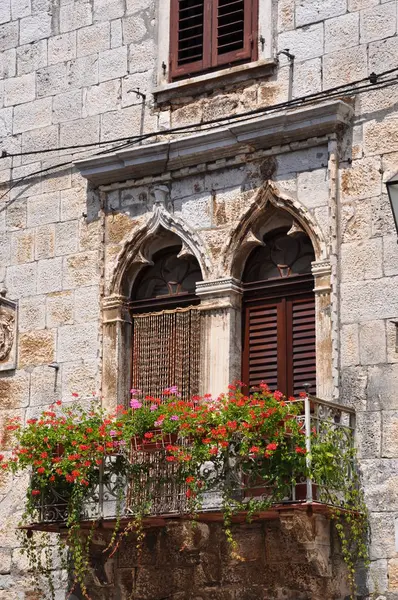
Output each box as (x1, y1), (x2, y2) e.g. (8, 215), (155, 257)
(63, 251), (99, 288)
(58, 322), (98, 362)
(35, 224), (55, 259)
(74, 285), (100, 322)
(325, 12), (359, 54)
(382, 412), (398, 459)
(19, 295), (46, 331)
(98, 45), (127, 82)
(29, 365), (61, 406)
(341, 238), (383, 282)
(295, 0), (347, 27)
(37, 257), (63, 294)
(340, 156), (382, 201)
(360, 2), (397, 44)
(46, 290), (74, 327)
(297, 168), (328, 208)
(4, 73), (35, 107)
(368, 364), (398, 411)
(84, 79), (121, 117)
(359, 320), (387, 365)
(293, 58), (321, 98)
(61, 360), (98, 398)
(18, 329), (55, 367)
(13, 97), (52, 134)
(323, 44), (367, 88)
(55, 220), (78, 256)
(356, 410), (381, 459)
(341, 277), (398, 323)
(341, 323), (359, 367)
(278, 23), (324, 61)
(0, 371), (30, 409)
(76, 22), (110, 57)
(10, 230), (34, 264)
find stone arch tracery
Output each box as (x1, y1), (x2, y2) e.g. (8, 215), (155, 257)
(109, 186), (211, 298)
(220, 181), (328, 281)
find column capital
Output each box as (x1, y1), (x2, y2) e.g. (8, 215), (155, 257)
(196, 278), (243, 309)
(102, 295), (131, 324)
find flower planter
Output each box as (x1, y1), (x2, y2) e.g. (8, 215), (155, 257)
(131, 430), (178, 452)
(294, 482), (318, 501)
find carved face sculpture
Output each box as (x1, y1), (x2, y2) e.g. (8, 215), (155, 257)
(0, 313), (14, 362)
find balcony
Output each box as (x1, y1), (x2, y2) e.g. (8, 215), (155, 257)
(25, 394), (356, 533)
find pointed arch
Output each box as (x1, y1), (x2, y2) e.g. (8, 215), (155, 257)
(221, 181), (328, 280)
(110, 196), (212, 296)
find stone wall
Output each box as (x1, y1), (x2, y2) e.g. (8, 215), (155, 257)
(82, 515), (349, 600)
(0, 0), (398, 598)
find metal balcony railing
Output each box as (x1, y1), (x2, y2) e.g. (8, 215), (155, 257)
(32, 395), (356, 528)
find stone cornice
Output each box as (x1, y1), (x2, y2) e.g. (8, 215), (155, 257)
(75, 100), (353, 186)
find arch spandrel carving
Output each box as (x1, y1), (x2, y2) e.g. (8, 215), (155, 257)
(220, 181), (328, 280)
(109, 189), (212, 297)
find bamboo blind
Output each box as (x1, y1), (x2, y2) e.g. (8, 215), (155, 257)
(131, 307), (201, 399)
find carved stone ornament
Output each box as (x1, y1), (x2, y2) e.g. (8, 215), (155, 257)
(0, 295), (17, 371)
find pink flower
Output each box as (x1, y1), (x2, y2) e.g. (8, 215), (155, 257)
(150, 404), (158, 412)
(109, 430), (117, 437)
(130, 399), (142, 409)
(130, 388), (140, 395)
(170, 415), (179, 421)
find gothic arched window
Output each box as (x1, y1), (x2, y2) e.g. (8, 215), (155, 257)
(130, 246), (203, 399)
(242, 228), (316, 397)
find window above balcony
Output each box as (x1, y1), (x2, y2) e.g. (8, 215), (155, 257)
(155, 0), (274, 102)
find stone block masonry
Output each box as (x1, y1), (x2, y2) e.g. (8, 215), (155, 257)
(0, 0), (397, 598)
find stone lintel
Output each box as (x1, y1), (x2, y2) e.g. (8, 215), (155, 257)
(75, 100), (354, 186)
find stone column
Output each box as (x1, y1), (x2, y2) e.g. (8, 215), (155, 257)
(196, 278), (243, 398)
(102, 295), (132, 411)
(312, 260), (333, 401)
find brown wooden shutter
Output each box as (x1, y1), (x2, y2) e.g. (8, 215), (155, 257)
(170, 0), (211, 79)
(170, 0), (257, 80)
(242, 302), (279, 392)
(213, 0), (257, 68)
(243, 292), (316, 398)
(287, 296), (316, 397)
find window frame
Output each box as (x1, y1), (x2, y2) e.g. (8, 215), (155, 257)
(168, 0), (260, 82)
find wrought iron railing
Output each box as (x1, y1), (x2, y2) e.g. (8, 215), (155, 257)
(33, 395), (356, 525)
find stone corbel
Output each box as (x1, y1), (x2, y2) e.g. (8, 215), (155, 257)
(279, 511), (332, 578)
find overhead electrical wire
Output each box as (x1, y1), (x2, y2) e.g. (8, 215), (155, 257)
(0, 67), (398, 207)
(1, 66), (398, 160)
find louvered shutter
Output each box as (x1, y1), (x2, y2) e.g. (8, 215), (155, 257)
(242, 302), (279, 392)
(170, 0), (211, 79)
(287, 296), (316, 397)
(170, 0), (257, 80)
(243, 292), (316, 398)
(212, 0), (257, 68)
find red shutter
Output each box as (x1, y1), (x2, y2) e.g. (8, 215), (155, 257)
(243, 292), (316, 398)
(287, 296), (316, 397)
(170, 0), (211, 79)
(170, 0), (257, 80)
(242, 302), (279, 392)
(213, 0), (257, 68)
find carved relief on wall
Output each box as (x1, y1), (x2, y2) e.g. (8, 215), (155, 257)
(0, 293), (17, 372)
